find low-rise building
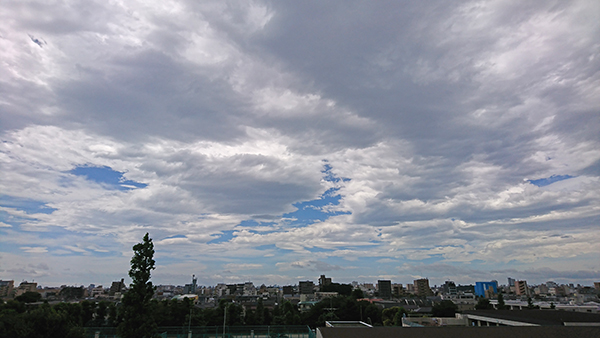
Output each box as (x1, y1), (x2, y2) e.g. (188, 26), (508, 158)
(109, 278), (126, 298)
(414, 279), (433, 297)
(392, 283), (405, 298)
(515, 280), (529, 297)
(14, 281), (37, 297)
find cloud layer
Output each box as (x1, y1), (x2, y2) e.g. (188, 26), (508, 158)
(1, 0), (599, 287)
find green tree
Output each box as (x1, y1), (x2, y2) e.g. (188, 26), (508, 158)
(80, 300), (96, 326)
(475, 298), (492, 310)
(382, 306), (407, 326)
(432, 300), (457, 317)
(363, 303), (382, 325)
(321, 283), (353, 296)
(350, 288), (364, 300)
(393, 310), (404, 326)
(92, 301), (109, 326)
(256, 298), (265, 325)
(27, 303), (84, 338)
(60, 286), (85, 300)
(497, 293), (506, 310)
(0, 302), (84, 338)
(272, 300), (298, 325)
(226, 302), (245, 326)
(526, 297), (539, 309)
(118, 233), (158, 338)
(15, 291), (41, 303)
(106, 302), (119, 327)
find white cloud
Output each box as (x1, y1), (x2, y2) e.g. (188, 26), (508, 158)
(223, 263), (263, 270)
(20, 247), (48, 254)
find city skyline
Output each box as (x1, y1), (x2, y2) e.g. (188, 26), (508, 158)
(1, 1), (599, 287)
(4, 275), (598, 289)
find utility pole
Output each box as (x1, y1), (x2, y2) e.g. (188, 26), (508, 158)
(188, 308), (192, 338)
(223, 303), (227, 338)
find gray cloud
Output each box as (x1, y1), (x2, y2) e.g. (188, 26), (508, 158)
(1, 0), (598, 286)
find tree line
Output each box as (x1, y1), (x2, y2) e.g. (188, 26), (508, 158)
(0, 292), (402, 337)
(1, 234), (447, 337)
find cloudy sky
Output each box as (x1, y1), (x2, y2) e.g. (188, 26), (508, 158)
(1, 0), (599, 288)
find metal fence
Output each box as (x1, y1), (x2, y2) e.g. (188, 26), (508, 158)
(84, 325), (316, 338)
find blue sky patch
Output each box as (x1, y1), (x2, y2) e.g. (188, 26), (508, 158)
(283, 189), (350, 226)
(281, 163), (351, 227)
(69, 165), (147, 190)
(321, 162), (351, 183)
(528, 174), (574, 187)
(205, 162), (352, 246)
(163, 234), (187, 240)
(306, 246), (335, 253)
(254, 244), (278, 250)
(207, 230), (236, 244)
(322, 163), (342, 182)
(0, 195), (57, 215)
(0, 209), (20, 227)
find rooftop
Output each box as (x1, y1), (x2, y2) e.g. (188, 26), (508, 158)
(462, 310), (600, 326)
(316, 326), (600, 338)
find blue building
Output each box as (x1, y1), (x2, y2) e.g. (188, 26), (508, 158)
(475, 281), (498, 297)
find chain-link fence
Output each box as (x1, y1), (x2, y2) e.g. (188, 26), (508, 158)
(84, 325), (316, 338)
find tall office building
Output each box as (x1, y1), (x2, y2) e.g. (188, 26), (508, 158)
(475, 281), (498, 298)
(299, 281), (315, 294)
(378, 280), (392, 299)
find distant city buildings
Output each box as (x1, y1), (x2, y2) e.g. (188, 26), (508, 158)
(0, 273), (598, 318)
(414, 278), (433, 297)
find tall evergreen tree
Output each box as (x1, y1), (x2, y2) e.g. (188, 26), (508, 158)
(255, 298), (265, 325)
(118, 233), (158, 338)
(497, 293), (506, 310)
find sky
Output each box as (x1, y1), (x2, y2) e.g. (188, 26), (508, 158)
(1, 0), (599, 288)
